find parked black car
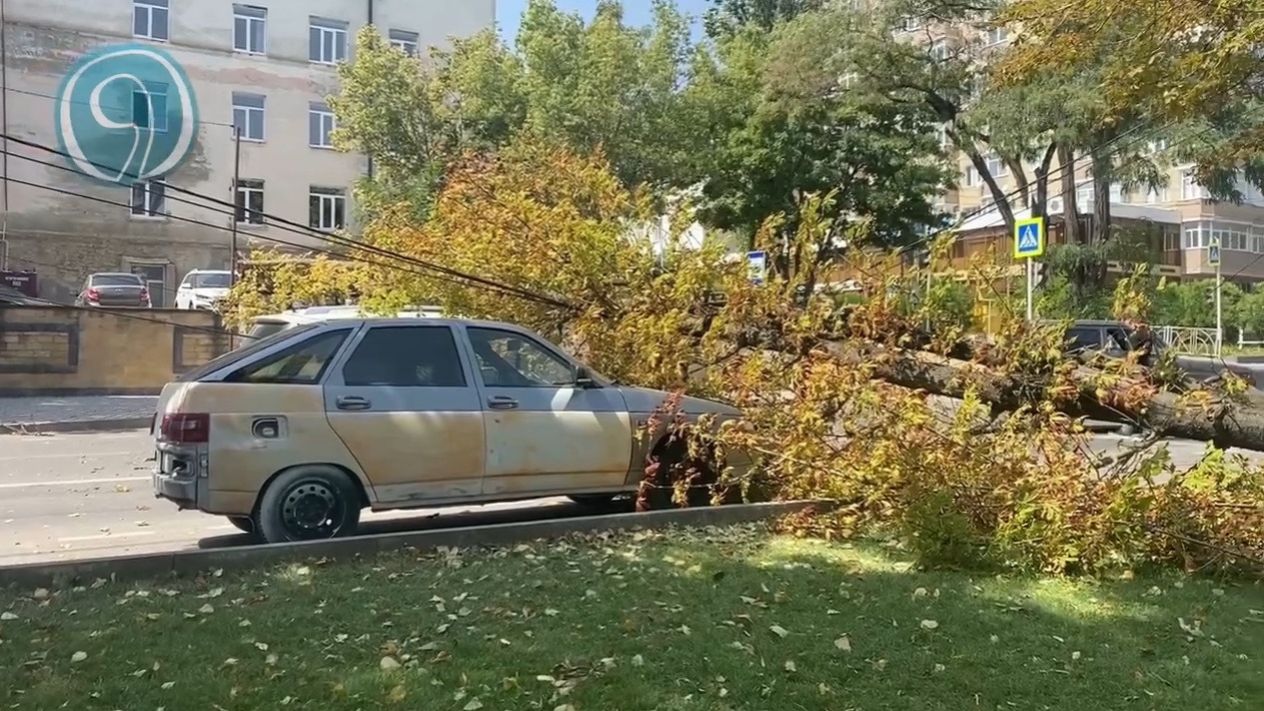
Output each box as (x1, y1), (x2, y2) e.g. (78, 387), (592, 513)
(0, 285), (48, 306)
(1061, 319), (1257, 387)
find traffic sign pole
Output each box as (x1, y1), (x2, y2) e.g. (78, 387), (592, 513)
(1026, 258), (1034, 321)
(1013, 217), (1046, 322)
(1216, 249), (1223, 358)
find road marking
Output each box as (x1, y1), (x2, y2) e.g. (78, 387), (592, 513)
(59, 531), (157, 543)
(0, 475), (149, 490)
(0, 450), (135, 462)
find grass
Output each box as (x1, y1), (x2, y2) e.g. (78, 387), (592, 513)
(1, 525), (1262, 711)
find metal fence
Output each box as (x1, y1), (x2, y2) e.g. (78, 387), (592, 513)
(1156, 326), (1220, 356)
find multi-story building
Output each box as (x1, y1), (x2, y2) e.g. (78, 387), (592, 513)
(0, 0), (494, 304)
(905, 19), (1264, 284)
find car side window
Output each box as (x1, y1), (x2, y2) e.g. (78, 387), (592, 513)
(342, 327), (467, 387)
(467, 327), (575, 388)
(1067, 327), (1102, 352)
(225, 329), (350, 385)
(1105, 327), (1131, 353)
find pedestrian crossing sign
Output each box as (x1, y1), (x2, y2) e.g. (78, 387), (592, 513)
(1013, 217), (1045, 259)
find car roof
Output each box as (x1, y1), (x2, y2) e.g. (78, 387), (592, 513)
(91, 272), (140, 277)
(185, 269), (230, 274)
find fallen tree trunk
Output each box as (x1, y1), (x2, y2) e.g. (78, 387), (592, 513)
(816, 339), (1264, 451)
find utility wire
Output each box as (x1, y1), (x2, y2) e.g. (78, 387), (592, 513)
(1, 133), (578, 310)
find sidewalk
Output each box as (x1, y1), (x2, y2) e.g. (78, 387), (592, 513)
(0, 395), (156, 433)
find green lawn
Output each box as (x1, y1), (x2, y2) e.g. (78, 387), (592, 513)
(1, 525), (1262, 710)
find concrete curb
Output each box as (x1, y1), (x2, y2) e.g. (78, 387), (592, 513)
(0, 500), (830, 589)
(0, 417), (151, 436)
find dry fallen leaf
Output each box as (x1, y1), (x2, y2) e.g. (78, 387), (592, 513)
(770, 625), (789, 638)
(463, 699), (484, 711)
(198, 604), (214, 615)
(1, 612), (18, 621)
(920, 620), (939, 631)
(380, 656), (401, 671)
(632, 654), (644, 667)
(388, 684), (407, 703)
(834, 636), (852, 653)
(71, 651), (88, 663)
(161, 682), (175, 690)
(784, 660), (797, 673)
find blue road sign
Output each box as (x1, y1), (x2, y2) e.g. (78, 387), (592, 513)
(1013, 217), (1045, 259)
(1208, 242), (1222, 267)
(747, 250), (768, 285)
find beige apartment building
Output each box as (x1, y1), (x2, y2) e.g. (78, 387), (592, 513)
(900, 17), (1264, 283)
(0, 0), (494, 304)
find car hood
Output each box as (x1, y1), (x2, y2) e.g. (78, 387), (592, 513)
(617, 386), (741, 417)
(188, 288), (229, 300)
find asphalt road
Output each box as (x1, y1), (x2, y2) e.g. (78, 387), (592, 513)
(1, 429), (1260, 568)
(0, 430), (614, 567)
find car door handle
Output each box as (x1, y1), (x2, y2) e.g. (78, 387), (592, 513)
(336, 395), (372, 411)
(487, 396), (519, 410)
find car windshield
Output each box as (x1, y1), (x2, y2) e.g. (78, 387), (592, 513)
(248, 321), (292, 340)
(92, 274), (142, 287)
(189, 273), (230, 289)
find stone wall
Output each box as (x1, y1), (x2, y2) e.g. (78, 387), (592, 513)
(0, 306), (229, 395)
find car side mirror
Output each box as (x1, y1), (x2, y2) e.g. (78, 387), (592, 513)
(575, 366), (598, 389)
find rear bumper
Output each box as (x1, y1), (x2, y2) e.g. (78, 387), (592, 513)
(153, 443), (256, 515)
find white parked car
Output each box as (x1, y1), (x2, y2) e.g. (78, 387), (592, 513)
(246, 305), (445, 340)
(175, 270), (232, 310)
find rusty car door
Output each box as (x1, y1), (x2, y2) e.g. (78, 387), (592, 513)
(462, 325), (631, 496)
(323, 324), (486, 504)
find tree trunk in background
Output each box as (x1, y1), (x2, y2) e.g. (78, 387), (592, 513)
(1092, 152), (1113, 244)
(1059, 144), (1083, 244)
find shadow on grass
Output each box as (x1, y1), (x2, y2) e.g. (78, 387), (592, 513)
(3, 527), (1262, 711)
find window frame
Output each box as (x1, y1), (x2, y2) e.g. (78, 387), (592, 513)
(131, 82), (169, 132)
(233, 4), (267, 55)
(309, 17), (349, 65)
(130, 180), (167, 218)
(232, 92), (266, 142)
(309, 187), (347, 231)
(308, 102), (336, 148)
(389, 28), (419, 56)
(235, 178), (265, 225)
(466, 327), (578, 389)
(340, 326), (469, 388)
(224, 328), (351, 386)
(133, 0), (169, 41)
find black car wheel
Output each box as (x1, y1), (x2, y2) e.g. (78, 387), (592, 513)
(256, 466), (362, 544)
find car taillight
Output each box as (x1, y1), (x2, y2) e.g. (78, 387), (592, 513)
(86, 287), (100, 302)
(160, 413), (209, 444)
(139, 287), (150, 302)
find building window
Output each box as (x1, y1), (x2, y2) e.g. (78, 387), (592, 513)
(232, 92), (265, 141)
(233, 4), (267, 54)
(1182, 170), (1208, 200)
(963, 165), (976, 187)
(936, 123), (951, 149)
(389, 29), (419, 57)
(984, 26), (1009, 46)
(1164, 229), (1180, 252)
(310, 187), (346, 231)
(902, 16), (922, 31)
(309, 102), (336, 148)
(1144, 181), (1170, 204)
(310, 17), (348, 64)
(985, 153), (1008, 178)
(131, 82), (168, 132)
(130, 180), (166, 217)
(1109, 182), (1124, 204)
(235, 179), (264, 225)
(133, 0), (169, 41)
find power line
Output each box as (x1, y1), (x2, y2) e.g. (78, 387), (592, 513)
(1, 133), (578, 310)
(0, 169), (577, 313)
(4, 86), (237, 128)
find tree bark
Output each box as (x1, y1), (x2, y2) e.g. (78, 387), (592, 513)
(816, 339), (1264, 451)
(1058, 144), (1083, 244)
(1092, 152), (1113, 244)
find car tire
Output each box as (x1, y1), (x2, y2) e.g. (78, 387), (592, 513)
(255, 465), (362, 544)
(226, 515), (255, 535)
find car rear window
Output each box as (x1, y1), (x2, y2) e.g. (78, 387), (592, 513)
(177, 324), (318, 382)
(92, 274), (143, 286)
(189, 273), (231, 289)
(224, 329), (351, 385)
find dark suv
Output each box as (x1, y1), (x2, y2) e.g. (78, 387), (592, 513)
(1061, 319), (1256, 387)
